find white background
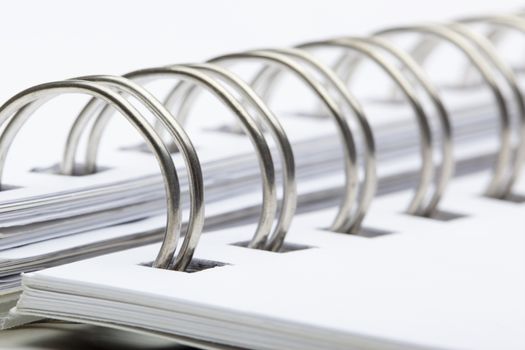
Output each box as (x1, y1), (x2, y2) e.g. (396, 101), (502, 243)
(1, 0), (524, 99)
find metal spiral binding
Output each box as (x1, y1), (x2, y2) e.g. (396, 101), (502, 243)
(211, 50), (361, 234)
(61, 14), (525, 252)
(454, 16), (525, 197)
(1, 12), (523, 270)
(326, 36), (453, 217)
(162, 63), (297, 252)
(246, 47), (377, 233)
(301, 39), (436, 219)
(377, 24), (513, 199)
(0, 79), (203, 271)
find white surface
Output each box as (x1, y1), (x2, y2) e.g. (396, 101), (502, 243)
(16, 173), (525, 350)
(3, 1), (525, 348)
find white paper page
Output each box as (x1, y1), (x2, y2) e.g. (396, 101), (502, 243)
(16, 172), (525, 350)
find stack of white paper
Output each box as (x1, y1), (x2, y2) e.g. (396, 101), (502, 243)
(15, 173), (525, 349)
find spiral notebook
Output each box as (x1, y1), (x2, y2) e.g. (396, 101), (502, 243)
(0, 24), (507, 303)
(1, 12), (525, 349)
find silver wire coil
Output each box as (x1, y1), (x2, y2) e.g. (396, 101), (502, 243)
(0, 13), (523, 271)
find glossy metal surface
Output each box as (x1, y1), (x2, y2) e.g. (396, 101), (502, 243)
(377, 24), (512, 199)
(163, 63), (296, 251)
(209, 50), (359, 233)
(65, 75), (204, 271)
(0, 80), (184, 269)
(457, 15), (525, 197)
(300, 39), (434, 217)
(247, 47), (376, 232)
(327, 36), (453, 216)
(66, 66), (277, 251)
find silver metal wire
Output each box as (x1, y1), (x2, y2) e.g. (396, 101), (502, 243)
(325, 36), (453, 217)
(376, 24), (512, 199)
(456, 15), (525, 197)
(71, 75), (204, 271)
(243, 47), (376, 232)
(0, 80), (186, 270)
(3, 12), (520, 263)
(449, 22), (525, 198)
(207, 50), (360, 234)
(162, 63), (297, 251)
(456, 15), (525, 79)
(300, 39), (434, 217)
(64, 65), (278, 251)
